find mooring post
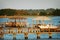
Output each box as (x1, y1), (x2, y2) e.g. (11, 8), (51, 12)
(37, 32), (40, 39)
(24, 32), (28, 39)
(49, 32), (52, 39)
(13, 33), (16, 40)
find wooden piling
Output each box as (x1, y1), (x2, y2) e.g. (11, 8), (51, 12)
(24, 32), (28, 39)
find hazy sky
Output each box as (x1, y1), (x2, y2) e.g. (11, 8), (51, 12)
(0, 0), (60, 9)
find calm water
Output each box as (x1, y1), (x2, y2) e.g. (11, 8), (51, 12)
(0, 16), (60, 40)
(0, 38), (60, 40)
(0, 16), (60, 26)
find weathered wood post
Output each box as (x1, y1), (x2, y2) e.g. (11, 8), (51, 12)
(49, 32), (52, 38)
(37, 32), (40, 39)
(13, 33), (16, 40)
(24, 32), (28, 39)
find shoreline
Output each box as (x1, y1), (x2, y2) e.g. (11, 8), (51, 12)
(0, 16), (45, 18)
(0, 16), (60, 18)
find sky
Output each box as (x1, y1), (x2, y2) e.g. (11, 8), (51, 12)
(0, 0), (60, 9)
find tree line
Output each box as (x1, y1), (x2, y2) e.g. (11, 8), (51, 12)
(0, 8), (60, 16)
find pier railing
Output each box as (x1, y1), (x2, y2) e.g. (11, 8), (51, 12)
(0, 27), (60, 39)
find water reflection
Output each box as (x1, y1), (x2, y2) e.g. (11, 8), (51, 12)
(28, 33), (37, 39)
(16, 34), (25, 39)
(40, 34), (49, 38)
(1, 38), (60, 40)
(4, 34), (13, 39)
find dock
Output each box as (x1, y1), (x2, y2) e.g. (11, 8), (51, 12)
(0, 27), (60, 39)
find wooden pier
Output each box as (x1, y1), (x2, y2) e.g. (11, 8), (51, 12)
(0, 27), (60, 39)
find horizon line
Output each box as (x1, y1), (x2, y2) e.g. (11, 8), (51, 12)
(0, 8), (60, 10)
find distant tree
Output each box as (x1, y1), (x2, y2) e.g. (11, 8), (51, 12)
(7, 9), (16, 16)
(53, 9), (60, 16)
(39, 9), (46, 16)
(46, 8), (55, 16)
(15, 10), (29, 16)
(0, 9), (16, 16)
(0, 8), (60, 16)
